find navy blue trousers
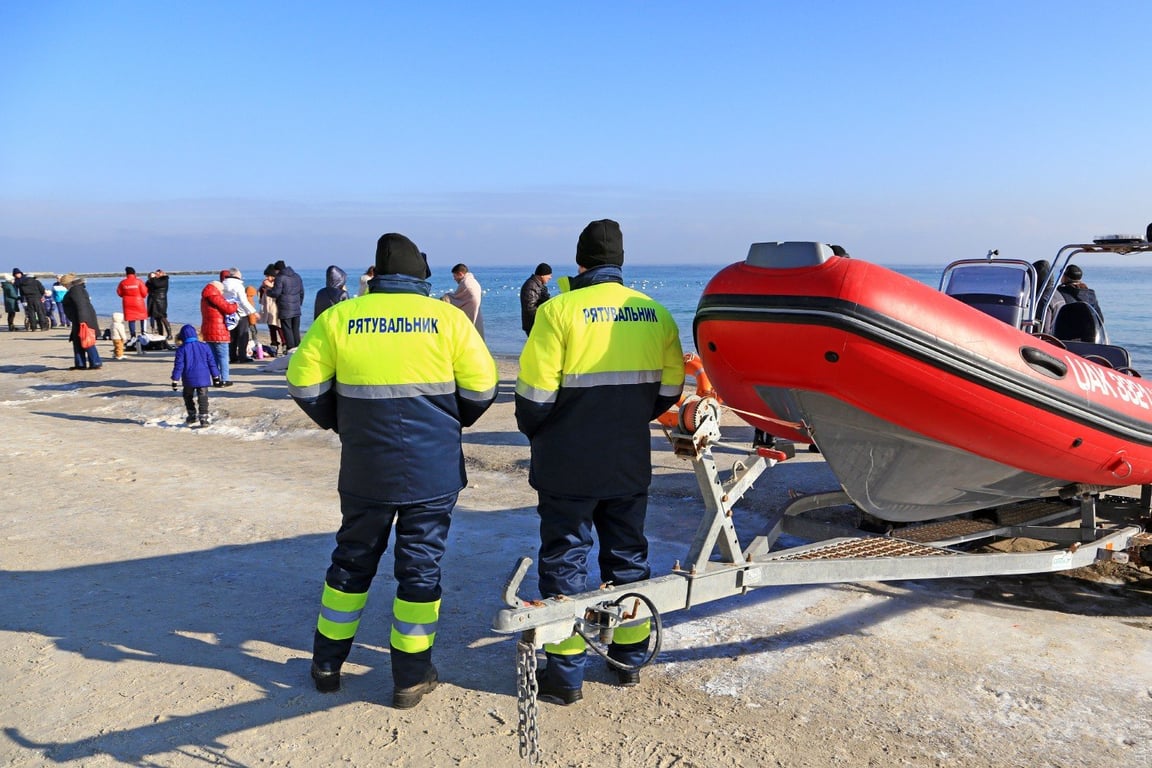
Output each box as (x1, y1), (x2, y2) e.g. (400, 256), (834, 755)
(537, 491), (651, 688)
(313, 491), (457, 685)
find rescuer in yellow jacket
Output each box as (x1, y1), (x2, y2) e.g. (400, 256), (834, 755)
(287, 233), (498, 709)
(515, 219), (684, 704)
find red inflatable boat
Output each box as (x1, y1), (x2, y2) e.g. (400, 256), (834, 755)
(694, 237), (1152, 522)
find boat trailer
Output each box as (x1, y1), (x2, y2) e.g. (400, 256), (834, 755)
(491, 397), (1152, 763)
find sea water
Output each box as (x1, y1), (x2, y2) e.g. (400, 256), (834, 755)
(76, 263), (1152, 371)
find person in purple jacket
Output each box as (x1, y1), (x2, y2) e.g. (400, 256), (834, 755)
(171, 324), (222, 427)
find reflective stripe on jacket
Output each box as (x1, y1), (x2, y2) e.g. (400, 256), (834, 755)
(515, 270), (684, 498)
(286, 277), (498, 503)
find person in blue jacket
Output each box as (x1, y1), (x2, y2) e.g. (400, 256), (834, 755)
(171, 324), (222, 427)
(51, 277), (70, 327)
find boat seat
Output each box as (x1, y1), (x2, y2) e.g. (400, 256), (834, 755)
(1053, 302), (1104, 343)
(1061, 341), (1131, 370)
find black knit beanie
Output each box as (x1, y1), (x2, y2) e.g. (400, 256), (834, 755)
(375, 233), (428, 278)
(576, 219), (624, 268)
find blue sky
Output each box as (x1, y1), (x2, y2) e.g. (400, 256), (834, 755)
(2, 2), (1150, 272)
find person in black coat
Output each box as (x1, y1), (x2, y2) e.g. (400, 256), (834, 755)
(265, 260), (305, 350)
(519, 262), (553, 335)
(13, 268), (49, 331)
(145, 268), (172, 339)
(1057, 264), (1104, 322)
(59, 274), (103, 370)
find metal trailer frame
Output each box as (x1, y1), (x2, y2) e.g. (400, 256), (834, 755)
(493, 400), (1150, 762)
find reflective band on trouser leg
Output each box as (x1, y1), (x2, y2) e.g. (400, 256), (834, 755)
(390, 597), (441, 653)
(543, 634), (587, 656)
(316, 583), (368, 641)
(612, 617), (651, 646)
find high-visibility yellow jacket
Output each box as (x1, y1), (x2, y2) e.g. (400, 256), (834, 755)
(288, 276), (498, 503)
(515, 268), (684, 498)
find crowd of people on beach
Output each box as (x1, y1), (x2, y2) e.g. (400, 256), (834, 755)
(2, 255), (557, 368)
(2, 270), (72, 332)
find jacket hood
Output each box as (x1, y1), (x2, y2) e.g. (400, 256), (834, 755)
(325, 265), (348, 291)
(178, 324), (199, 342)
(112, 311), (124, 322)
(202, 281), (224, 297)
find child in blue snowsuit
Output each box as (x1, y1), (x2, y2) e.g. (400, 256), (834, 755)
(171, 324), (221, 426)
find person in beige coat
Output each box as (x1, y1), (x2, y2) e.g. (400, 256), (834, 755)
(258, 263), (284, 353)
(441, 263), (485, 339)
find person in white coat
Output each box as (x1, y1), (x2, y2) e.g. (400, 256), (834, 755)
(441, 263), (485, 339)
(220, 268), (259, 363)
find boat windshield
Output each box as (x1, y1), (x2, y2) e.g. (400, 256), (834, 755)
(940, 261), (1036, 330)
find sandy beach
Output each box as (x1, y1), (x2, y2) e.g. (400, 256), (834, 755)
(1, 327), (1150, 768)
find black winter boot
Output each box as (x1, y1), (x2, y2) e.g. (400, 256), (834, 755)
(390, 647), (438, 708)
(310, 662), (341, 693)
(392, 665), (438, 709)
(311, 629), (354, 694)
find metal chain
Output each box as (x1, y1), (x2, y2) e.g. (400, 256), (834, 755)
(515, 634), (541, 764)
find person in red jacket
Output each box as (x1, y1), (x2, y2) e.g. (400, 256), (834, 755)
(200, 280), (238, 387)
(116, 267), (149, 336)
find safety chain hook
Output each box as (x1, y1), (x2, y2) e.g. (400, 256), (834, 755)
(516, 633), (541, 764)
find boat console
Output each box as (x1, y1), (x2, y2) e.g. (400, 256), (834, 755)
(942, 233), (1152, 374)
(745, 240), (835, 268)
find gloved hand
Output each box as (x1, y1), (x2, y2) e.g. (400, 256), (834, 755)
(213, 377), (223, 387)
(171, 381), (179, 391)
